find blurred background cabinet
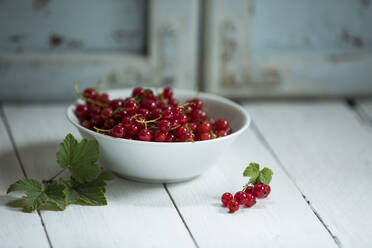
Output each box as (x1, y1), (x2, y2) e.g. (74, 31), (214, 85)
(1, 0), (372, 101)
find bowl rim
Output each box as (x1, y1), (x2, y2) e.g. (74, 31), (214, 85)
(66, 88), (251, 145)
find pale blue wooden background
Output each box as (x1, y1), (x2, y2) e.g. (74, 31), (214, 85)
(0, 0), (371, 100)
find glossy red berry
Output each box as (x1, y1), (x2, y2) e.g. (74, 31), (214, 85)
(100, 108), (113, 119)
(168, 98), (178, 107)
(132, 87), (145, 97)
(81, 120), (92, 129)
(158, 119), (171, 132)
(199, 121), (212, 133)
(221, 192), (233, 207)
(98, 93), (110, 105)
(104, 118), (116, 129)
(216, 130), (229, 137)
(111, 125), (125, 138)
(199, 132), (211, 140)
(162, 110), (174, 120)
(75, 105), (89, 119)
(190, 98), (203, 109)
(154, 130), (167, 142)
(83, 88), (97, 99)
(111, 99), (124, 110)
(138, 129), (152, 141)
(234, 191), (248, 205)
(243, 186), (253, 194)
(244, 194), (256, 208)
(163, 87), (173, 99)
(91, 116), (104, 127)
(126, 124), (138, 136)
(253, 183), (270, 198)
(228, 200), (239, 213)
(215, 119), (229, 130)
(166, 133), (175, 142)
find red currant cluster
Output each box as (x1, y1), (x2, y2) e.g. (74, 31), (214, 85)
(221, 183), (271, 213)
(74, 86), (231, 142)
(221, 162), (273, 213)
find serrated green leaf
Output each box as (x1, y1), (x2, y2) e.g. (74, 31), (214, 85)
(72, 139), (99, 168)
(243, 163), (260, 184)
(38, 201), (65, 211)
(57, 134), (78, 168)
(44, 180), (67, 210)
(70, 163), (102, 183)
(259, 167), (273, 185)
(57, 134), (99, 174)
(71, 177), (107, 206)
(22, 192), (48, 212)
(7, 179), (42, 194)
(6, 198), (25, 208)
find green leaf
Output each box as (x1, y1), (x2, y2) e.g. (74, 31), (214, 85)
(38, 201), (65, 211)
(57, 134), (99, 173)
(259, 167), (274, 185)
(71, 178), (107, 206)
(7, 179), (42, 194)
(70, 163), (102, 183)
(72, 139), (99, 169)
(57, 134), (78, 168)
(243, 163), (260, 184)
(44, 180), (68, 210)
(98, 169), (114, 181)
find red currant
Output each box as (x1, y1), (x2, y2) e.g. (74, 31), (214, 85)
(253, 183), (270, 198)
(215, 119), (229, 130)
(234, 191), (248, 205)
(199, 121), (212, 133)
(243, 186), (253, 194)
(75, 105), (89, 119)
(154, 130), (167, 142)
(83, 88), (97, 99)
(199, 132), (211, 140)
(221, 192), (233, 207)
(163, 87), (173, 99)
(244, 194), (256, 208)
(100, 108), (113, 119)
(111, 125), (125, 138)
(132, 87), (144, 97)
(228, 200), (239, 213)
(138, 129), (152, 141)
(104, 118), (116, 129)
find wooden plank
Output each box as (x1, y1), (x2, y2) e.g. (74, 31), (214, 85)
(166, 128), (337, 247)
(0, 108), (50, 248)
(3, 104), (195, 248)
(245, 101), (372, 248)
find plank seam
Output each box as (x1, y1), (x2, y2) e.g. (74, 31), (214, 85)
(163, 184), (199, 248)
(250, 121), (343, 248)
(0, 105), (54, 248)
(345, 99), (372, 127)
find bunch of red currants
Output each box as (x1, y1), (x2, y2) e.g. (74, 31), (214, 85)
(74, 86), (231, 142)
(221, 183), (271, 213)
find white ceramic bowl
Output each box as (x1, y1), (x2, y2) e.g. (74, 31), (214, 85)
(67, 88), (250, 183)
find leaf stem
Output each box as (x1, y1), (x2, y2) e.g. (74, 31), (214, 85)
(42, 168), (66, 184)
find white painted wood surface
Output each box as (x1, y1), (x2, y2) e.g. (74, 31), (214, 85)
(3, 104), (195, 248)
(245, 102), (372, 248)
(357, 99), (372, 124)
(0, 112), (50, 248)
(166, 128), (338, 248)
(2, 101), (372, 247)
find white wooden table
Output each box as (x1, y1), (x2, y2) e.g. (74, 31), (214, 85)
(1, 100), (372, 248)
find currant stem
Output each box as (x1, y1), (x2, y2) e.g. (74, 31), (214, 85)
(94, 126), (112, 133)
(42, 168), (66, 184)
(73, 82), (109, 108)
